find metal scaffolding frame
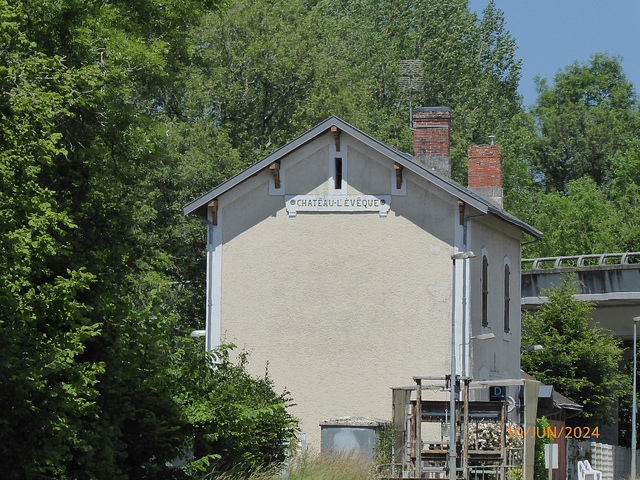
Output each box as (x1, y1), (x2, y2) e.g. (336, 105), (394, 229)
(385, 376), (523, 480)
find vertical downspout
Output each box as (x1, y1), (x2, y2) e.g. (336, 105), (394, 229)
(461, 206), (484, 380)
(205, 209), (214, 352)
(458, 200), (471, 380)
(206, 200), (223, 354)
(463, 217), (471, 379)
(454, 202), (465, 379)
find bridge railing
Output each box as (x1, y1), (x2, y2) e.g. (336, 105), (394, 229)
(522, 252), (640, 270)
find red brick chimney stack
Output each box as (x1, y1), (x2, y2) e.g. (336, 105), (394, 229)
(468, 143), (503, 208)
(413, 107), (451, 179)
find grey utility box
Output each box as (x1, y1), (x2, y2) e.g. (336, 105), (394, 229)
(319, 416), (388, 461)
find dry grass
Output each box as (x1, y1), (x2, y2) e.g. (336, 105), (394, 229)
(206, 451), (373, 480)
(280, 451), (372, 480)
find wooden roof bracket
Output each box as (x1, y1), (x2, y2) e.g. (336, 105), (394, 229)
(269, 161), (281, 189)
(458, 200), (465, 226)
(208, 199), (218, 226)
(394, 163), (403, 190)
(331, 125), (341, 152)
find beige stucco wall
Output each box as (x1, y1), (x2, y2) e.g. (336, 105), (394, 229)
(217, 133), (458, 449)
(468, 214), (523, 397)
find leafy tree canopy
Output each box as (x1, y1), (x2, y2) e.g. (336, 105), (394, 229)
(1, 0), (297, 477)
(173, 0), (523, 184)
(504, 54), (640, 257)
(529, 53), (640, 192)
(521, 276), (625, 427)
(173, 344), (298, 476)
(0, 2), (106, 475)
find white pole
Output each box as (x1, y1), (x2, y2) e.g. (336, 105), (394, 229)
(451, 252), (475, 480)
(450, 257), (457, 480)
(633, 324), (636, 480)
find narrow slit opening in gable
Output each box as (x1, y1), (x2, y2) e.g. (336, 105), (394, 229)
(334, 157), (343, 190)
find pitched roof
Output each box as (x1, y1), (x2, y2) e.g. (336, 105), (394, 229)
(183, 115), (542, 239)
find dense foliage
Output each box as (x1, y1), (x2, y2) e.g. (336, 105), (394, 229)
(505, 53), (640, 257)
(171, 344), (297, 477)
(0, 0), (295, 477)
(521, 276), (625, 427)
(533, 417), (552, 480)
(176, 0), (522, 181)
(530, 54), (638, 192)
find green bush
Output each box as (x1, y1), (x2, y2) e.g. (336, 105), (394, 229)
(534, 417), (553, 480)
(172, 343), (299, 476)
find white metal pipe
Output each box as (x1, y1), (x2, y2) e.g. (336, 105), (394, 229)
(632, 317), (639, 480)
(450, 255), (458, 480)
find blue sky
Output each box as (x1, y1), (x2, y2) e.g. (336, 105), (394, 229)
(468, 0), (640, 108)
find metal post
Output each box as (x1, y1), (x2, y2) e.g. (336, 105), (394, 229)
(502, 402), (507, 480)
(416, 378), (422, 479)
(410, 401), (417, 476)
(633, 317), (640, 480)
(463, 379), (470, 480)
(409, 83), (413, 128)
(451, 252), (475, 480)
(450, 257), (459, 479)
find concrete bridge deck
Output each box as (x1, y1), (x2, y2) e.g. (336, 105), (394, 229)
(521, 252), (640, 341)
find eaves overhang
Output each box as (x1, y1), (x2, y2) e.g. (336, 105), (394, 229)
(182, 115), (542, 240)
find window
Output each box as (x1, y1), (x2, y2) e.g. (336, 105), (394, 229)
(482, 254), (488, 327)
(329, 146), (347, 194)
(334, 157), (343, 190)
(504, 263), (510, 333)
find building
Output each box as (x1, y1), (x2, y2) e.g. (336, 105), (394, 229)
(183, 107), (542, 449)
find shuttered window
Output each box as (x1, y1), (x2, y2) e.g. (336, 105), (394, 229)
(482, 255), (488, 327)
(504, 264), (510, 333)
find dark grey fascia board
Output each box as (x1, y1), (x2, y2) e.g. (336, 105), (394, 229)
(183, 116), (343, 216)
(380, 160), (541, 239)
(490, 207), (543, 239)
(474, 193), (542, 239)
(422, 174), (542, 239)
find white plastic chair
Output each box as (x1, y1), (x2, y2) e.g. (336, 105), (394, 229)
(578, 460), (602, 480)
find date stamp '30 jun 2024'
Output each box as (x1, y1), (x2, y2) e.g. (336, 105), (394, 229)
(508, 426), (600, 440)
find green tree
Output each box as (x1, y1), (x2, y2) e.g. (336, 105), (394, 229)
(529, 53), (640, 192)
(505, 54), (640, 256)
(521, 275), (625, 427)
(534, 417), (552, 480)
(0, 3), (106, 476)
(1, 0), (303, 477)
(177, 0), (523, 182)
(0, 0), (210, 477)
(314, 0), (523, 180)
(184, 0), (333, 161)
(172, 344), (298, 476)
(607, 138), (640, 252)
(518, 177), (626, 258)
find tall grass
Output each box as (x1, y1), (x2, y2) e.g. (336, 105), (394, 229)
(204, 451), (373, 480)
(282, 452), (372, 480)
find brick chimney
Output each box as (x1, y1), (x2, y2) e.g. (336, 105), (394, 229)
(413, 107), (451, 179)
(468, 142), (503, 208)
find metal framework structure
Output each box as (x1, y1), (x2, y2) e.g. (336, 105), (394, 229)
(399, 60), (425, 128)
(384, 376), (522, 480)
